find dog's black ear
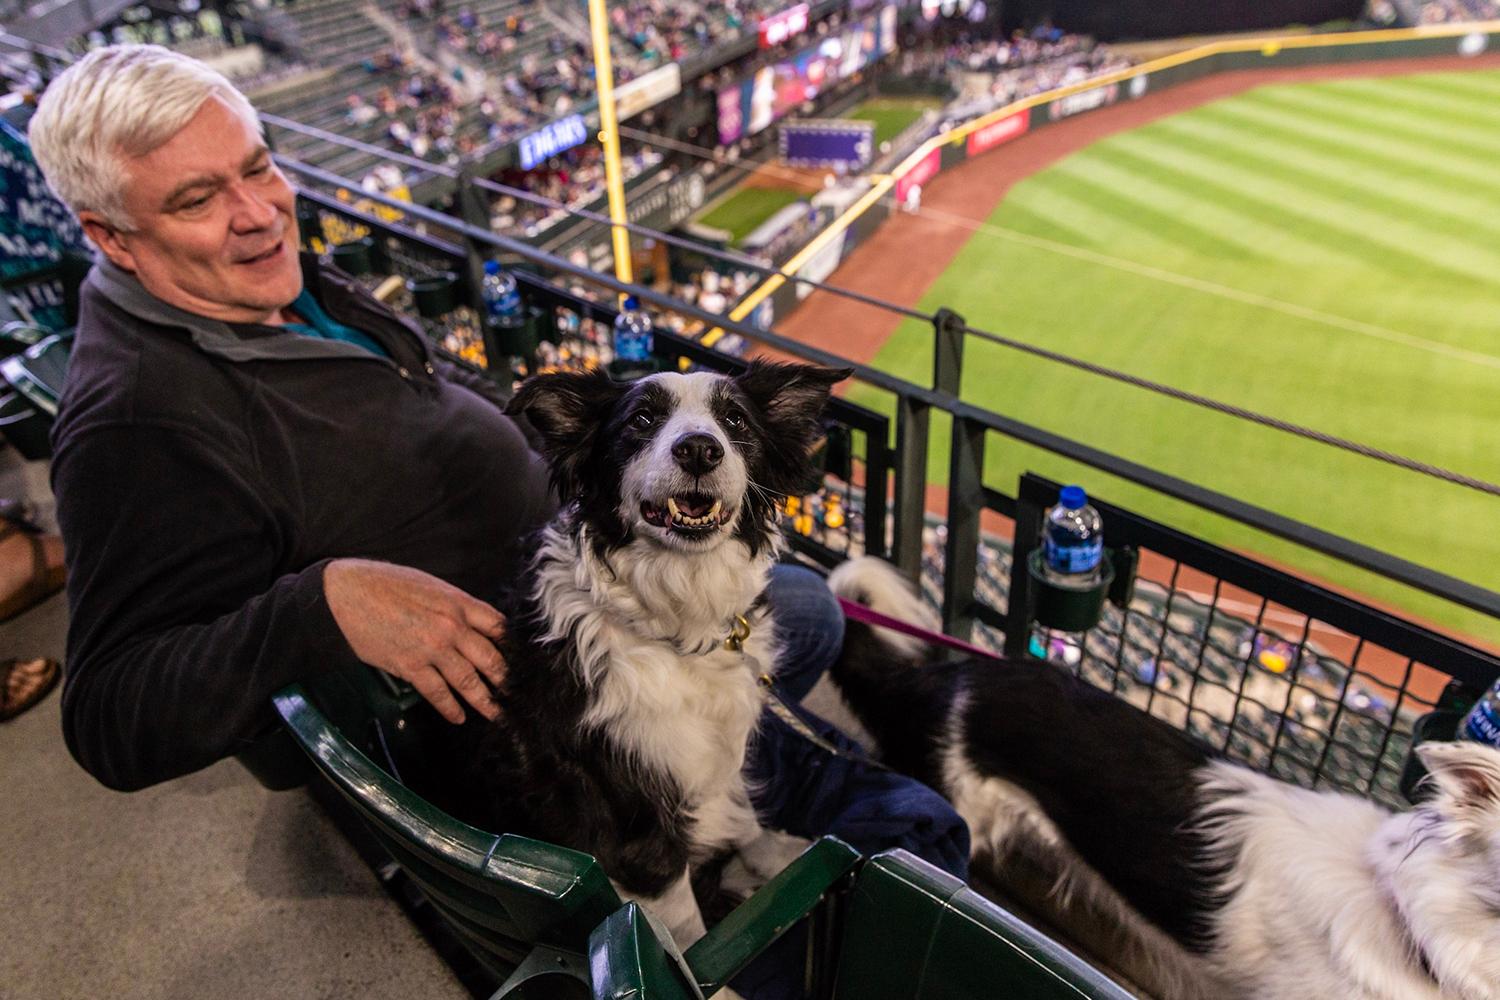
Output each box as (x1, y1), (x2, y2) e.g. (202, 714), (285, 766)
(735, 361), (853, 445)
(506, 369), (626, 499)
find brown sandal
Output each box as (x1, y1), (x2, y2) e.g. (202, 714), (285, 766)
(0, 656), (60, 722)
(0, 523), (65, 622)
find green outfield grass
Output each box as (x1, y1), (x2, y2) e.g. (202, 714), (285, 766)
(696, 186), (806, 244)
(848, 96), (941, 147)
(849, 69), (1500, 638)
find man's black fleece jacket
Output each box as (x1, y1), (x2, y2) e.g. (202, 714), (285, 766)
(53, 255), (553, 790)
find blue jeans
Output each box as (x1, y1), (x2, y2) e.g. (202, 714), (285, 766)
(765, 562), (846, 702)
(758, 561), (969, 875)
(737, 563), (970, 999)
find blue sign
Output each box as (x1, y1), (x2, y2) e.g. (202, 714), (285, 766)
(518, 114), (589, 171)
(780, 120), (875, 169)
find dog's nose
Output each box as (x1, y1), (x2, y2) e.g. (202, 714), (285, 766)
(672, 433), (723, 475)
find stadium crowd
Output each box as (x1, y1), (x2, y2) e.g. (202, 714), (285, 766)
(897, 25), (1133, 111)
(1411, 0), (1500, 22)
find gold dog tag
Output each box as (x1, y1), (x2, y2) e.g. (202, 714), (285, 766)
(723, 614), (752, 652)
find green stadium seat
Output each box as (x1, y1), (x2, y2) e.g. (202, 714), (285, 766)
(589, 848), (1136, 1000)
(832, 850), (1134, 1000)
(272, 675), (862, 998)
(273, 680), (621, 996)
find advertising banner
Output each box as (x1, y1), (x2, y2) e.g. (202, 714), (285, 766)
(519, 114), (589, 170)
(717, 4), (900, 145)
(759, 3), (810, 48)
(780, 119), (876, 169)
(1045, 82), (1121, 122)
(965, 107), (1030, 156)
(894, 146), (941, 204)
(615, 64), (683, 121)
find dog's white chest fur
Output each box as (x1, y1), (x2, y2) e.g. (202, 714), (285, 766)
(532, 523), (778, 850)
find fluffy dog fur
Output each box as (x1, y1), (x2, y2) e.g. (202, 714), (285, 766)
(452, 360), (847, 949)
(827, 555), (1500, 1000)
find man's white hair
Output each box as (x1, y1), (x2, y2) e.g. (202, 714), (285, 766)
(28, 44), (263, 232)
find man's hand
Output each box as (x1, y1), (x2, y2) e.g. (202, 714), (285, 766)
(323, 558), (505, 724)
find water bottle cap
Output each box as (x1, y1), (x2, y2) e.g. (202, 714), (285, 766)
(483, 259), (500, 275)
(1059, 485), (1087, 509)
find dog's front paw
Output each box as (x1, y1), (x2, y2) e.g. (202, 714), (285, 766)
(720, 828), (814, 899)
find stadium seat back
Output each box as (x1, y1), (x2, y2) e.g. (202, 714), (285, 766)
(832, 850), (1134, 1000)
(273, 681), (621, 994)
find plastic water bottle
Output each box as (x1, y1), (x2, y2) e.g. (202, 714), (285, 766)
(481, 259), (522, 325)
(1457, 677), (1500, 748)
(612, 296), (654, 364)
(1041, 485), (1103, 588)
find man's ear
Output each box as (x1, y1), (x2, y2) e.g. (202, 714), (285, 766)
(505, 368), (627, 500)
(78, 211), (136, 272)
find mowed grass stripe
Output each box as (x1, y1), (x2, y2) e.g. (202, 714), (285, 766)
(1079, 141), (1391, 271)
(1026, 163), (1260, 261)
(1049, 153), (1335, 265)
(1206, 97), (1500, 200)
(993, 174), (1192, 258)
(1146, 114), (1500, 252)
(1111, 128), (1500, 282)
(1395, 69), (1500, 101)
(1276, 81), (1500, 161)
(1192, 101), (1500, 221)
(1085, 136), (1464, 281)
(1328, 75), (1500, 129)
(850, 69), (1500, 634)
(984, 200), (1100, 249)
(1246, 85), (1500, 170)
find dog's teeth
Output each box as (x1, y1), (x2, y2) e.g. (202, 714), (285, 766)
(709, 500), (722, 517)
(666, 497), (680, 520)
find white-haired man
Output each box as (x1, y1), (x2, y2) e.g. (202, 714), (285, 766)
(27, 54), (974, 934)
(28, 45), (555, 789)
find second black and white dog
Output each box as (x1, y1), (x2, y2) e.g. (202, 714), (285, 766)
(455, 360), (848, 950)
(826, 555), (1500, 1000)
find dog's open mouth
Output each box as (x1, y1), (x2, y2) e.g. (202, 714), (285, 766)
(641, 493), (729, 536)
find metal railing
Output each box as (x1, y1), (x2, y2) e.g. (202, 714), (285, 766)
(284, 151), (1500, 809)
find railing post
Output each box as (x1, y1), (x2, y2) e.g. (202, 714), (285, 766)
(1003, 486), (1046, 658)
(942, 415), (984, 640)
(932, 306), (965, 397)
(892, 396), (929, 583)
(455, 167), (510, 376)
(455, 167), (493, 315)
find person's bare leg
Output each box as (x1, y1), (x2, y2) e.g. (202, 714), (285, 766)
(0, 530), (63, 601)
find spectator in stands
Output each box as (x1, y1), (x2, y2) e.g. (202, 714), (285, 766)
(29, 45), (553, 790)
(27, 51), (971, 920)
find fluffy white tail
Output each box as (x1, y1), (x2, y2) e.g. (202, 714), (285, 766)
(827, 556), (941, 660)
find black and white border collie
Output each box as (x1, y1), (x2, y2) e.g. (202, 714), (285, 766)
(461, 361), (848, 953)
(826, 556), (1500, 1000)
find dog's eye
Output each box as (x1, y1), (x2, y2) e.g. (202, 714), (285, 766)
(722, 411), (746, 431)
(630, 410), (656, 430)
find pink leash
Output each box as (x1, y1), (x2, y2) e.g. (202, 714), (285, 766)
(837, 597), (1005, 662)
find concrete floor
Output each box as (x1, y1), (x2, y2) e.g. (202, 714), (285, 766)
(0, 451), (466, 1000)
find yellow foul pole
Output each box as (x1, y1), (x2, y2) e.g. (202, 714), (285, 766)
(586, 0), (633, 289)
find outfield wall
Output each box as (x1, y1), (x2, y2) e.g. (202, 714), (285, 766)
(709, 21), (1500, 346)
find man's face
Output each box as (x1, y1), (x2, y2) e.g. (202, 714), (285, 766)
(83, 95), (302, 325)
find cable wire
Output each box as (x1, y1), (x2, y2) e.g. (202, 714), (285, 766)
(959, 322), (1500, 498)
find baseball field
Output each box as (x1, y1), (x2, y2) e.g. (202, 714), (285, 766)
(796, 64), (1500, 639)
